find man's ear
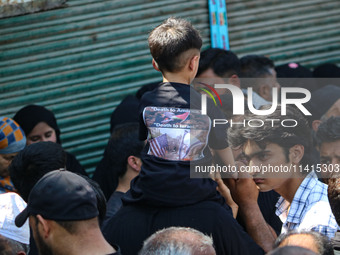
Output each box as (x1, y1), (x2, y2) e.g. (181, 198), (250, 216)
(312, 120), (321, 132)
(228, 74), (241, 88)
(36, 214), (51, 239)
(127, 156), (142, 172)
(289, 144), (304, 165)
(152, 59), (160, 72)
(189, 55), (200, 72)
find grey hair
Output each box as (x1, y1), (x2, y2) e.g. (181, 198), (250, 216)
(274, 230), (334, 255)
(0, 235), (30, 254)
(139, 227), (216, 255)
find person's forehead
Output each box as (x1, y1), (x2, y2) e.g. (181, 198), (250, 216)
(28, 122), (54, 134)
(244, 141), (283, 155)
(280, 234), (319, 253)
(244, 140), (264, 154)
(0, 152), (18, 158)
(320, 140), (340, 153)
(269, 68), (277, 77)
(263, 68), (277, 80)
(197, 68), (225, 79)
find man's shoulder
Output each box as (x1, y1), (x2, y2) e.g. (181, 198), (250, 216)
(304, 176), (328, 204)
(105, 200), (241, 237)
(141, 82), (190, 97)
(298, 178), (338, 237)
(140, 82), (194, 108)
(296, 172), (327, 204)
(106, 200), (234, 223)
(103, 201), (263, 255)
(102, 200), (232, 235)
(299, 174), (331, 218)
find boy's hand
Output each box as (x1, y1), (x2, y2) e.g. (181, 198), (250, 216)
(216, 178), (238, 218)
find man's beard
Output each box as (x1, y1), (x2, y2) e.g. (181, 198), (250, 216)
(34, 229), (54, 255)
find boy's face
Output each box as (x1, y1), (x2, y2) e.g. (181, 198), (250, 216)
(0, 152), (18, 178)
(243, 140), (294, 192)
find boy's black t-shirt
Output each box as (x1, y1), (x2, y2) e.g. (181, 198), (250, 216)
(139, 82), (229, 165)
(132, 82), (230, 206)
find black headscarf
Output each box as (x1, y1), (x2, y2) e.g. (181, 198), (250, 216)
(13, 105), (88, 176)
(13, 105), (61, 144)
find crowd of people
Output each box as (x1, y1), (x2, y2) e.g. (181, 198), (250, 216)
(1, 17), (340, 255)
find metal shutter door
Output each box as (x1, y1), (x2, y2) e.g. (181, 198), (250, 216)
(0, 0), (210, 174)
(227, 0), (340, 67)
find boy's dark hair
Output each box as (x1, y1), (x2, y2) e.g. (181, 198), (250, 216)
(239, 55), (274, 78)
(274, 230), (334, 255)
(9, 141), (66, 202)
(108, 123), (144, 178)
(196, 48), (240, 77)
(316, 116), (340, 147)
(227, 105), (312, 168)
(148, 17), (202, 73)
(93, 122), (144, 199)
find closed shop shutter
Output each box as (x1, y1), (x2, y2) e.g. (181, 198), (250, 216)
(226, 0), (340, 67)
(2, 0), (339, 175)
(0, 0), (210, 175)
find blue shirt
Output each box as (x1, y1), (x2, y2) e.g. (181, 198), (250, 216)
(276, 171), (338, 238)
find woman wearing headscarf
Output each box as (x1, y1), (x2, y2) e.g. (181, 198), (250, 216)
(13, 105), (87, 176)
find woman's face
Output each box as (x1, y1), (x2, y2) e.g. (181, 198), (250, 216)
(27, 122), (57, 145)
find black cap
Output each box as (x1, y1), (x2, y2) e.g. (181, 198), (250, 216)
(305, 85), (340, 124)
(15, 169), (98, 227)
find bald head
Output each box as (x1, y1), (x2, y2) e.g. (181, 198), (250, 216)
(274, 231), (334, 255)
(279, 234), (319, 253)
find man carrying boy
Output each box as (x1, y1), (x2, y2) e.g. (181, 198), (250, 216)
(226, 105), (338, 249)
(103, 17), (264, 255)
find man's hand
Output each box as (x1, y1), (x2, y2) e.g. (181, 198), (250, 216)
(223, 163), (259, 207)
(223, 162), (276, 253)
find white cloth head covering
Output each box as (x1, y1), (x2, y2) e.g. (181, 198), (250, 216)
(0, 192), (29, 244)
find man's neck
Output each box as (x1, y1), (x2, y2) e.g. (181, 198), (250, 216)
(163, 77), (191, 85)
(56, 229), (116, 255)
(115, 181), (129, 193)
(162, 71), (193, 85)
(275, 176), (305, 203)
